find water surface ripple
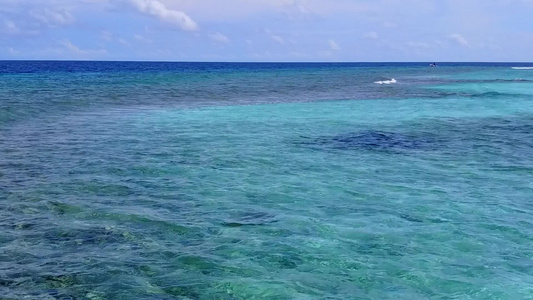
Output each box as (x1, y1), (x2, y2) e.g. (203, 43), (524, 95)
(1, 62), (533, 299)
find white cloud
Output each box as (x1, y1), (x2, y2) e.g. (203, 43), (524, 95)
(271, 35), (285, 44)
(171, 0), (374, 20)
(364, 32), (379, 40)
(449, 33), (468, 46)
(101, 30), (113, 41)
(0, 3), (78, 38)
(0, 0), (531, 61)
(1, 20), (39, 36)
(329, 39), (340, 51)
(100, 31), (130, 46)
(294, 2), (310, 14)
(30, 8), (74, 27)
(134, 34), (152, 43)
(383, 22), (397, 28)
(5, 20), (17, 31)
(129, 0), (197, 31)
(59, 39), (108, 56)
(60, 39), (86, 54)
(7, 47), (19, 55)
(118, 38), (130, 46)
(283, 0), (318, 21)
(264, 29), (279, 42)
(208, 32), (230, 44)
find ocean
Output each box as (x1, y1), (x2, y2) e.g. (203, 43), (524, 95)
(1, 61), (532, 299)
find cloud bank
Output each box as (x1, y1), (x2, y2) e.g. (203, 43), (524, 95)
(0, 0), (532, 61)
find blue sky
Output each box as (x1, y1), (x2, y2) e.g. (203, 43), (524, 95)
(1, 0), (532, 62)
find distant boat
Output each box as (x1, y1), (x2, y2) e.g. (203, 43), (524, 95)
(429, 63), (438, 67)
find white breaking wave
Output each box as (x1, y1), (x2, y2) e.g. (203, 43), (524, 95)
(374, 78), (397, 84)
(511, 67), (533, 70)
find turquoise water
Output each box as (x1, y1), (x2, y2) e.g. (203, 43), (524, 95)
(1, 62), (533, 299)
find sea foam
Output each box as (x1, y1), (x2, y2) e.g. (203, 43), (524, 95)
(374, 78), (397, 84)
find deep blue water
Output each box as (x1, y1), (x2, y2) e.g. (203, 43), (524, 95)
(1, 61), (533, 299)
(1, 61), (533, 75)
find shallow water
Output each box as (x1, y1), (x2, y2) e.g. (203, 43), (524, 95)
(1, 62), (533, 299)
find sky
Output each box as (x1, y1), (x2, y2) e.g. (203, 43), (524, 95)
(1, 0), (532, 62)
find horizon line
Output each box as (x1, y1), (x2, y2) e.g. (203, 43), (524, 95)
(0, 59), (533, 64)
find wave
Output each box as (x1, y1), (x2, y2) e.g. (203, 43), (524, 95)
(454, 79), (533, 83)
(511, 67), (533, 70)
(470, 91), (516, 98)
(434, 91), (526, 99)
(489, 78), (533, 82)
(374, 78), (396, 84)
